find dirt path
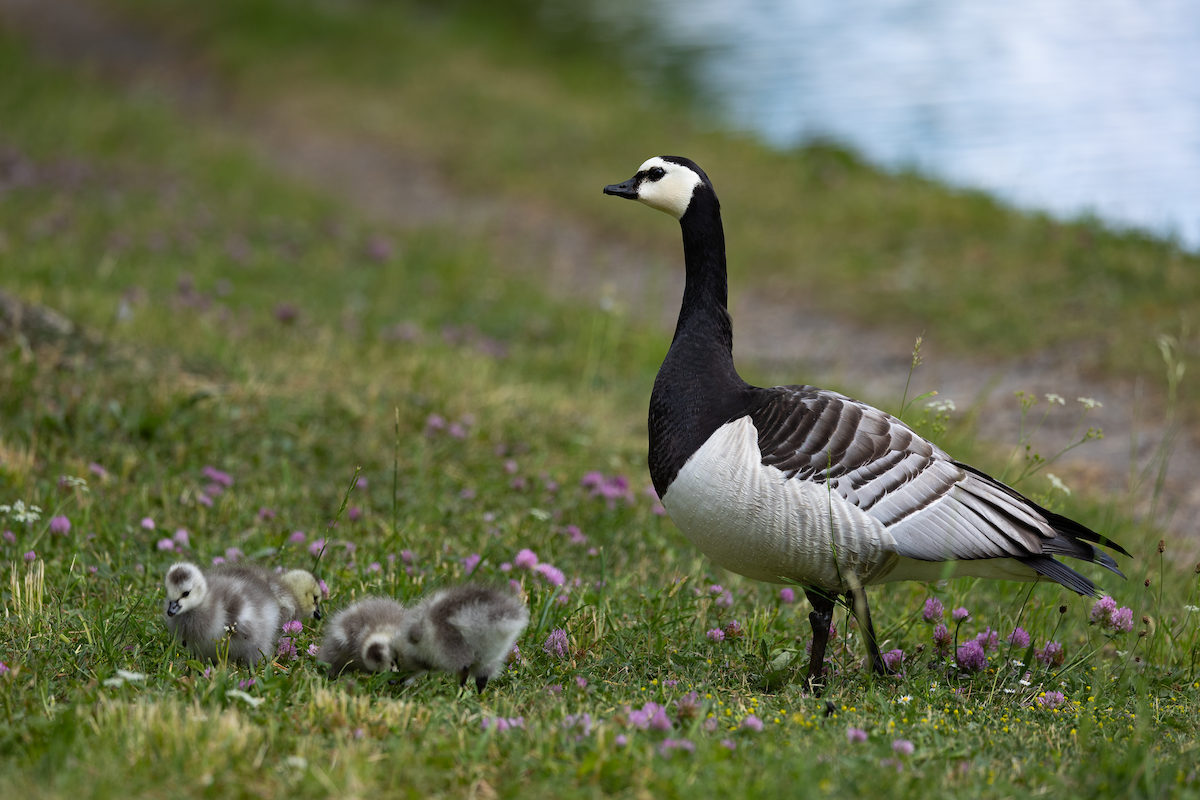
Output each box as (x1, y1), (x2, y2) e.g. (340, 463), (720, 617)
(2, 0), (1196, 541)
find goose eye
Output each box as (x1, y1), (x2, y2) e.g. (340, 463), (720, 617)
(180, 590), (190, 598)
(647, 166), (666, 181)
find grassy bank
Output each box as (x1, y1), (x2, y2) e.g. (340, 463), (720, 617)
(100, 0), (1200, 394)
(2, 17), (1200, 800)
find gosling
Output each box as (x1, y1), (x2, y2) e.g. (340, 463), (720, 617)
(395, 584), (529, 693)
(318, 597), (407, 677)
(276, 568), (324, 621)
(163, 562), (283, 666)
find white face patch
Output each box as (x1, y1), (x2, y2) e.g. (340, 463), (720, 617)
(634, 157), (703, 219)
(166, 564), (206, 612)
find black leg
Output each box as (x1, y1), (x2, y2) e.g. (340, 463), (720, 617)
(847, 586), (890, 676)
(804, 588), (836, 695)
(475, 675), (489, 694)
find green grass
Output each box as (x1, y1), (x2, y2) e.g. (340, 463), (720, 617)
(102, 0), (1200, 399)
(2, 22), (1200, 800)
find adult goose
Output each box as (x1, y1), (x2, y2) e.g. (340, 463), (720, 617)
(603, 156), (1128, 691)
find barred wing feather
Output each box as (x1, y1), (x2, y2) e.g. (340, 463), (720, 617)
(749, 386), (1121, 572)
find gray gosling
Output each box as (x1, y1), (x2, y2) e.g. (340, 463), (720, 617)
(395, 584), (529, 693)
(164, 562), (283, 666)
(318, 597), (408, 677)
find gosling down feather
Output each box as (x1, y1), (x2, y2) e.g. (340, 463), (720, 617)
(164, 562), (284, 666)
(211, 564), (323, 622)
(395, 584), (529, 693)
(603, 156), (1129, 691)
(318, 597), (408, 677)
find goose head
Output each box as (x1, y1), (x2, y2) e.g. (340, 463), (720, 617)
(603, 156), (713, 220)
(164, 562), (207, 617)
(361, 632), (398, 672)
(280, 569), (324, 620)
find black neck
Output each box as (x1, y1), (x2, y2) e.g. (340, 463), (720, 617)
(672, 188), (733, 354)
(648, 183), (751, 497)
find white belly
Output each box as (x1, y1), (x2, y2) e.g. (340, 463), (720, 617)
(661, 416), (899, 591)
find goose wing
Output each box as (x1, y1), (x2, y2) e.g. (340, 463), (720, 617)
(747, 386), (1115, 568)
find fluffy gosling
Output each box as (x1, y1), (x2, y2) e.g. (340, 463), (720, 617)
(395, 584), (529, 693)
(163, 562), (283, 666)
(318, 597), (407, 677)
(276, 568), (324, 621)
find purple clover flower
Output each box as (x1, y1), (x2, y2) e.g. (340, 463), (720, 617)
(922, 597), (944, 623)
(1036, 641), (1065, 667)
(156, 538), (176, 552)
(461, 553), (481, 575)
(1111, 607), (1134, 633)
(707, 628), (725, 643)
(975, 627), (1000, 652)
(202, 466), (234, 488)
(140, 517), (155, 531)
(543, 628), (570, 659)
(741, 715), (764, 732)
(308, 539), (326, 557)
(1008, 627), (1031, 649)
(49, 516), (71, 536)
(658, 739), (695, 757)
(951, 607), (970, 622)
(1038, 691), (1066, 709)
(514, 549), (539, 570)
(535, 563), (566, 586)
(933, 623), (952, 656)
(172, 529), (190, 548)
(481, 716), (525, 732)
(24, 551), (36, 563)
(892, 739), (915, 756)
(956, 639), (988, 673)
(780, 587), (796, 603)
(1090, 595), (1117, 626)
(282, 620), (303, 635)
(276, 637), (298, 660)
(882, 649), (905, 671)
(847, 728), (868, 744)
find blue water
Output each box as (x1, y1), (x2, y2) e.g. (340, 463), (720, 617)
(620, 0), (1200, 247)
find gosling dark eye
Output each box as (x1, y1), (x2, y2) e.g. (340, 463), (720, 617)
(180, 590), (190, 598)
(647, 166), (666, 182)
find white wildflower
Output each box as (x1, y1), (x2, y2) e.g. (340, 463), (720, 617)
(286, 756), (308, 771)
(0, 500), (43, 525)
(1184, 605), (1200, 613)
(116, 669), (146, 682)
(897, 695), (912, 705)
(529, 508), (551, 521)
(926, 399), (956, 413)
(1045, 393), (1065, 405)
(1046, 473), (1071, 496)
(58, 476), (90, 492)
(1078, 397), (1103, 410)
(226, 690), (264, 707)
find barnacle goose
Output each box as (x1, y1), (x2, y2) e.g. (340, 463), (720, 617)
(394, 584), (529, 693)
(318, 597), (407, 677)
(604, 156), (1129, 691)
(163, 562), (283, 666)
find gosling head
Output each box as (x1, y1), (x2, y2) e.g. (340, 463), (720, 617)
(164, 562), (207, 618)
(360, 632), (398, 672)
(603, 156), (713, 220)
(279, 569), (323, 620)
